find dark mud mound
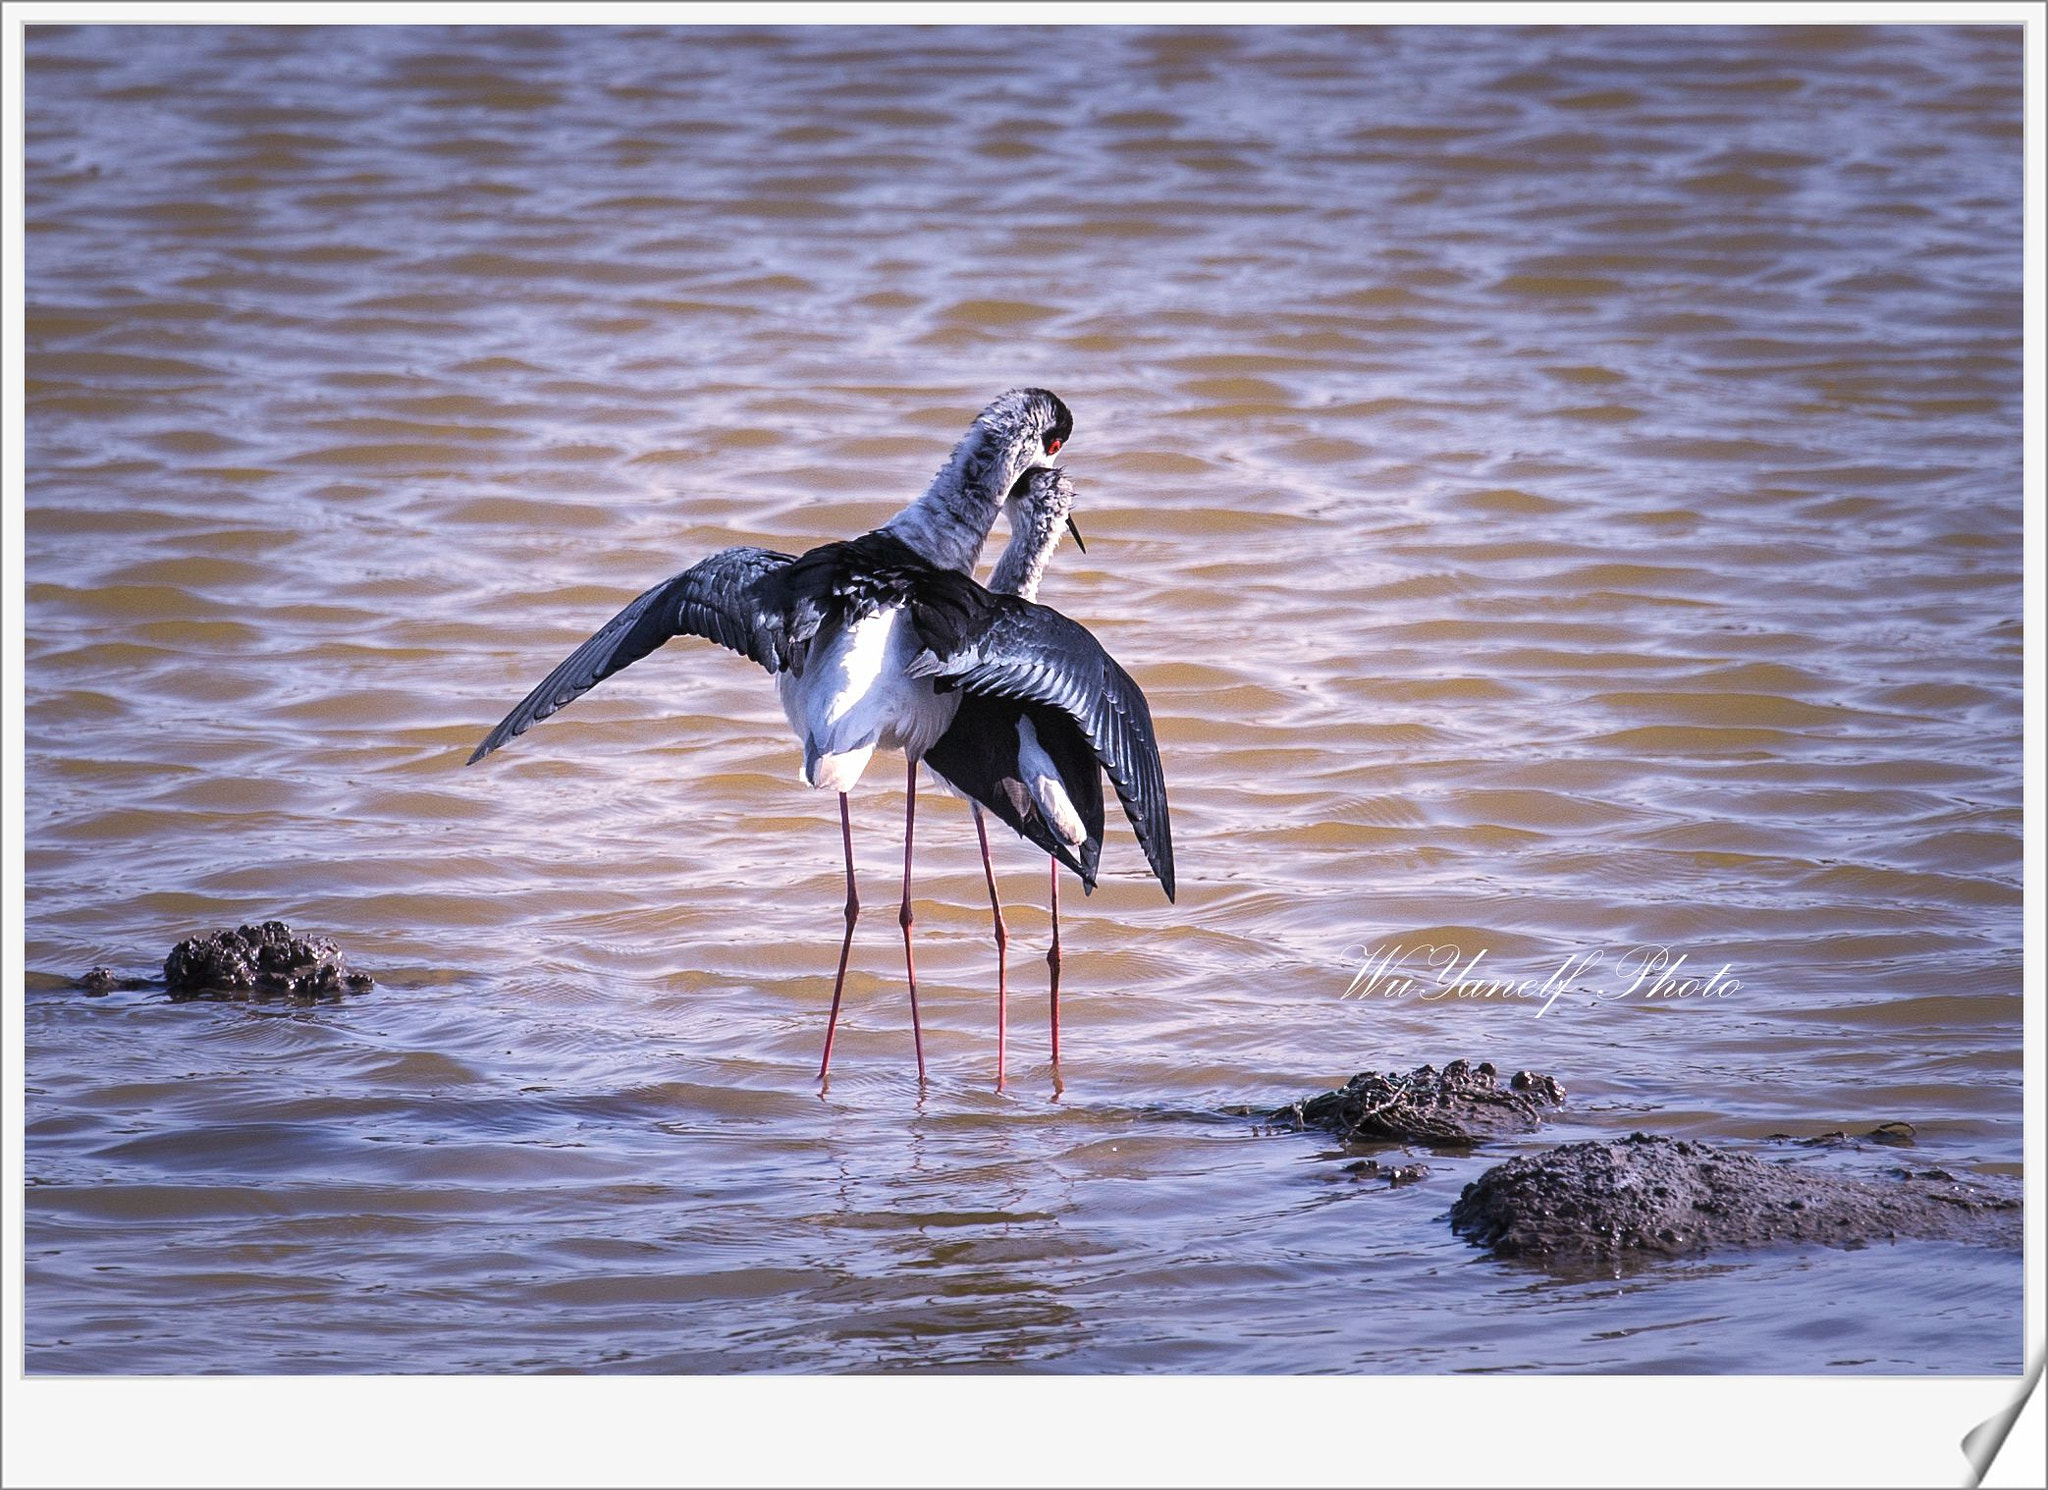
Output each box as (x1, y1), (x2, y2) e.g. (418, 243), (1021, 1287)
(162, 921), (373, 1001)
(1344, 1158), (1430, 1186)
(81, 967), (145, 994)
(1259, 1060), (1565, 1147)
(1451, 1133), (2021, 1262)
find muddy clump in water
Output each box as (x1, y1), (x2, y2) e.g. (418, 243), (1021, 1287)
(161, 921), (373, 1001)
(1344, 1158), (1430, 1186)
(1450, 1133), (2021, 1262)
(1769, 1122), (1919, 1148)
(1256, 1060), (1565, 1147)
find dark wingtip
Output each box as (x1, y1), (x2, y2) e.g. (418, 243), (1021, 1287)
(1149, 835), (1176, 901)
(466, 721), (516, 765)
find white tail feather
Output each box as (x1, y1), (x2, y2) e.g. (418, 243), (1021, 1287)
(1015, 715), (1086, 846)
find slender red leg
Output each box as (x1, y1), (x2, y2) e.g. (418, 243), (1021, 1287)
(818, 792), (859, 1084)
(974, 805), (1008, 1089)
(1047, 856), (1062, 1066)
(900, 760), (926, 1083)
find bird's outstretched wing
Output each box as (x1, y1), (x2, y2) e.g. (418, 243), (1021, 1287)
(467, 545), (794, 765)
(908, 599), (1174, 901)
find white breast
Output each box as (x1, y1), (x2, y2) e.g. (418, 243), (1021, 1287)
(778, 605), (961, 791)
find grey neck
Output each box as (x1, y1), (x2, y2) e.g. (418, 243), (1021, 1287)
(989, 503), (1064, 601)
(880, 429), (1020, 575)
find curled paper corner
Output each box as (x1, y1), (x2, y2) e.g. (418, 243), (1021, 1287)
(1962, 1348), (2044, 1487)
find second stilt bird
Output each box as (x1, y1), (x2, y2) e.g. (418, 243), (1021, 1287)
(923, 466), (1175, 1084)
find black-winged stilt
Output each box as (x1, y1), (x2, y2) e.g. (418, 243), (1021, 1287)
(468, 390), (1082, 1082)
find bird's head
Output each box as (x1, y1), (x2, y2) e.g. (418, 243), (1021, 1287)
(1004, 464), (1085, 557)
(965, 387), (1073, 497)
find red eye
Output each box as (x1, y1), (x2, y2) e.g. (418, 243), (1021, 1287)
(1044, 436), (1063, 455)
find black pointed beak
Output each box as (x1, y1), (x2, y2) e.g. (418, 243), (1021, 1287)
(1066, 516), (1085, 554)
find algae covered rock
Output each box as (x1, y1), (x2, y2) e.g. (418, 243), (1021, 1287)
(1261, 1059), (1565, 1147)
(1450, 1132), (2021, 1262)
(163, 921), (373, 1000)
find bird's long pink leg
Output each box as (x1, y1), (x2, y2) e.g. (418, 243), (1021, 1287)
(817, 792), (858, 1084)
(973, 805), (1008, 1089)
(900, 760), (927, 1083)
(1047, 856), (1062, 1067)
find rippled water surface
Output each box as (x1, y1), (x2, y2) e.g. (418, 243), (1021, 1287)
(22, 24), (2025, 1373)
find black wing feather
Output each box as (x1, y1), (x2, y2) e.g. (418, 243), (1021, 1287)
(754, 531), (985, 677)
(467, 545), (793, 765)
(924, 699), (1106, 887)
(911, 599), (1174, 901)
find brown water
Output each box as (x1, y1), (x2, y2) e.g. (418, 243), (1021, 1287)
(22, 24), (2025, 1373)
